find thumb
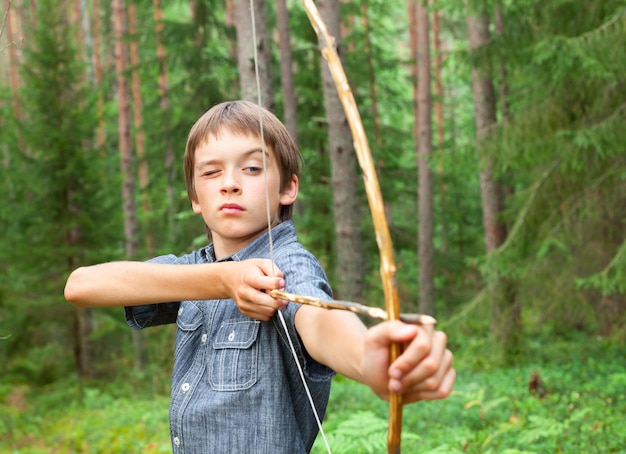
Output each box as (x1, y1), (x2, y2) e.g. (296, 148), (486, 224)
(367, 321), (419, 348)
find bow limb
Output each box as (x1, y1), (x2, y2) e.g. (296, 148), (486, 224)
(300, 1), (402, 452)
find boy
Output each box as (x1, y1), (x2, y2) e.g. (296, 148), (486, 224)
(65, 100), (455, 453)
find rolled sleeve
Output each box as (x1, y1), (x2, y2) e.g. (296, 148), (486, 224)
(125, 302), (181, 330)
(124, 253), (197, 330)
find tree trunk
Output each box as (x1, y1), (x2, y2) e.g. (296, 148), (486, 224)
(92, 0), (105, 152)
(71, 0), (84, 55)
(316, 0), (364, 302)
(113, 0), (137, 259)
(128, 1), (154, 257)
(232, 0), (273, 109)
(494, 2), (510, 123)
(493, 3), (520, 353)
(409, 0), (435, 315)
(113, 0), (145, 370)
(432, 3), (444, 149)
(360, 0), (381, 147)
(4, 0), (22, 171)
(73, 307), (93, 378)
(68, 0), (94, 378)
(0, 1), (6, 167)
(466, 13), (506, 253)
(275, 0), (298, 145)
(432, 2), (448, 257)
(153, 0), (177, 245)
(274, 0), (303, 216)
(6, 0), (22, 128)
(467, 11), (519, 358)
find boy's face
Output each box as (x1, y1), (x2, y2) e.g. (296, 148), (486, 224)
(191, 129), (298, 258)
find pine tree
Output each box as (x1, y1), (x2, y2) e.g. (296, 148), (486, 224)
(1, 0), (114, 380)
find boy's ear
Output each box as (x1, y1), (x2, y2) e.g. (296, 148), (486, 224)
(279, 174), (299, 206)
(191, 199), (202, 214)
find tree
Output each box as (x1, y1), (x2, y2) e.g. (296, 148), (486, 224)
(316, 0), (364, 302)
(5, 0), (22, 144)
(91, 0), (105, 152)
(483, 1), (626, 341)
(112, 0), (145, 370)
(152, 0), (177, 247)
(466, 7), (522, 358)
(275, 0), (299, 145)
(3, 0), (103, 380)
(128, 0), (154, 257)
(466, 12), (506, 253)
(359, 0), (381, 147)
(431, 1), (448, 258)
(233, 0), (273, 108)
(494, 1), (510, 123)
(413, 0), (435, 316)
(112, 0), (138, 261)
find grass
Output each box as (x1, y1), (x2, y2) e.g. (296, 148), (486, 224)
(0, 384), (171, 454)
(1, 336), (625, 453)
(313, 335), (626, 453)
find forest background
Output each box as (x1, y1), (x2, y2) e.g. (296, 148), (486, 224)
(1, 0), (625, 452)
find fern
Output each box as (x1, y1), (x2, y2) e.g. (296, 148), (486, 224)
(519, 415), (567, 443)
(312, 411), (420, 454)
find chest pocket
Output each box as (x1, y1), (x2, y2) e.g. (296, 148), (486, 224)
(209, 319), (260, 391)
(174, 302), (204, 361)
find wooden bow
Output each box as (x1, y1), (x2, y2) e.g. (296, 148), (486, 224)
(300, 1), (404, 452)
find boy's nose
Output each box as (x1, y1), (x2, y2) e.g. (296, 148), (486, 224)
(220, 172), (241, 194)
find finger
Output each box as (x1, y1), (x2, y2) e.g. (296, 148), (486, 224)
(237, 300), (277, 321)
(239, 286), (287, 310)
(388, 330), (449, 393)
(401, 364), (456, 403)
(389, 328), (444, 378)
(246, 275), (286, 295)
(411, 346), (453, 392)
(253, 259), (284, 279)
(366, 321), (420, 350)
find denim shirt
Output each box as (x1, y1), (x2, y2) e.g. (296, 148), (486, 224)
(125, 221), (335, 453)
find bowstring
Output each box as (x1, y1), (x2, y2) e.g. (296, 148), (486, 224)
(248, 2), (331, 452)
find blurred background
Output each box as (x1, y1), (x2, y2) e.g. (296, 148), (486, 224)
(1, 0), (624, 452)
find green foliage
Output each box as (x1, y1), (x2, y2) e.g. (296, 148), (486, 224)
(310, 337), (626, 453)
(460, 0), (626, 350)
(0, 379), (170, 453)
(2, 329), (625, 453)
(0, 0), (624, 435)
(312, 411), (418, 454)
(0, 0), (123, 389)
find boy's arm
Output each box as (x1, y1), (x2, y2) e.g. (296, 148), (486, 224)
(65, 260), (285, 318)
(295, 306), (455, 403)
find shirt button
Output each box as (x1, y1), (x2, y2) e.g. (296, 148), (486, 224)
(173, 436), (180, 446)
(181, 383), (190, 392)
(178, 307), (183, 316)
(228, 330), (235, 341)
(201, 333), (207, 343)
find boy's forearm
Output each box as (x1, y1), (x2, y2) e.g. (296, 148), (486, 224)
(64, 261), (232, 308)
(296, 306), (368, 382)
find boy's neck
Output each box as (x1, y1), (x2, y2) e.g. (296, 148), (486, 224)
(211, 226), (271, 260)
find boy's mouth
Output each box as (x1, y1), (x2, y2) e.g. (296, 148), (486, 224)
(220, 203), (244, 214)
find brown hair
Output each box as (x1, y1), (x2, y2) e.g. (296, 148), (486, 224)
(184, 100), (302, 222)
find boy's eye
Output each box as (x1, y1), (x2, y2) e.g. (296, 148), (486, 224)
(244, 166), (263, 173)
(201, 169), (220, 177)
